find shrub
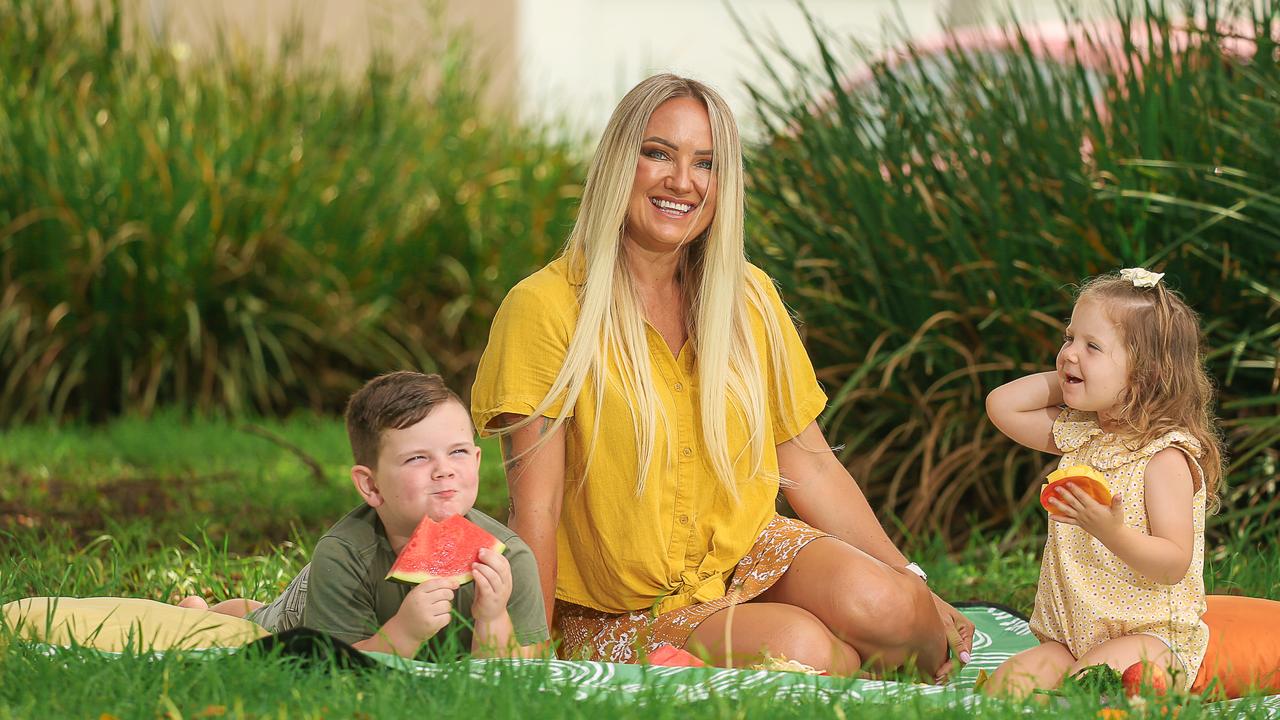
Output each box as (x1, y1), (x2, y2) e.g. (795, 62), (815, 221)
(0, 0), (583, 423)
(744, 0), (1280, 546)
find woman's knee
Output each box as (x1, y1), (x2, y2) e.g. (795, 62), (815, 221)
(833, 571), (939, 646)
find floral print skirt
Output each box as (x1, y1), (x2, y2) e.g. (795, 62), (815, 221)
(554, 515), (829, 662)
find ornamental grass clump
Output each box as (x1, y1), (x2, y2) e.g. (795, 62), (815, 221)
(743, 0), (1279, 547)
(0, 0), (583, 424)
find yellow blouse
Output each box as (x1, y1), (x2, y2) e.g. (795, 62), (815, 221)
(471, 256), (827, 615)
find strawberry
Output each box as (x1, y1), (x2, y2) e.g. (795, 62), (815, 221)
(1121, 661), (1169, 697)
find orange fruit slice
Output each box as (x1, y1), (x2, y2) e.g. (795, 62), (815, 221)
(1039, 465), (1111, 512)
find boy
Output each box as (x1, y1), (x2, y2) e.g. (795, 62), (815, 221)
(182, 371), (548, 659)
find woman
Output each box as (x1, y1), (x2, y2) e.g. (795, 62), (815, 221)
(471, 74), (973, 679)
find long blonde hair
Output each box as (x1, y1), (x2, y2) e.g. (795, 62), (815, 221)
(1078, 273), (1225, 511)
(502, 73), (799, 497)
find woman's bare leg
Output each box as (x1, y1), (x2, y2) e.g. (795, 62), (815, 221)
(754, 537), (947, 677)
(685, 602), (863, 676)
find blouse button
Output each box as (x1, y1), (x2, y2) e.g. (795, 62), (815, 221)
(679, 514), (689, 525)
(674, 382), (684, 392)
(681, 447), (693, 457)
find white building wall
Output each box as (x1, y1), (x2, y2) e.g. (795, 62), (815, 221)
(516, 0), (1109, 138)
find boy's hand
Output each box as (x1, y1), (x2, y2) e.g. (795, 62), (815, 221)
(399, 577), (458, 641)
(1049, 485), (1124, 542)
(471, 547), (513, 623)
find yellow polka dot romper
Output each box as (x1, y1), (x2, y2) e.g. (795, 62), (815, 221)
(1029, 408), (1209, 690)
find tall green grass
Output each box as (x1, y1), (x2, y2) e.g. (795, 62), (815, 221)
(0, 0), (584, 424)
(743, 0), (1280, 548)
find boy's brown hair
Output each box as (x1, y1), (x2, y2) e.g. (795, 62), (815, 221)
(344, 371), (464, 467)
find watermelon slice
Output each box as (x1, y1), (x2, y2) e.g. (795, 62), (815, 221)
(1040, 464), (1111, 512)
(386, 514), (506, 586)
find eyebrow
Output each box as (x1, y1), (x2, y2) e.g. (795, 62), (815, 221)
(1065, 326), (1104, 343)
(643, 136), (712, 156)
(398, 442), (473, 457)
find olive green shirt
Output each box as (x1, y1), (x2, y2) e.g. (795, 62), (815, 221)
(302, 505), (548, 658)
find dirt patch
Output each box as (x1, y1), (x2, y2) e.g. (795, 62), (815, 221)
(0, 466), (254, 540)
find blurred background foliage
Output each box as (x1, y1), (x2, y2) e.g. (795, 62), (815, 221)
(743, 0), (1279, 546)
(0, 0), (584, 422)
(1, 0), (1276, 549)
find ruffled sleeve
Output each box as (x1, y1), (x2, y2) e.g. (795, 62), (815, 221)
(1051, 407), (1102, 453)
(1093, 429), (1205, 488)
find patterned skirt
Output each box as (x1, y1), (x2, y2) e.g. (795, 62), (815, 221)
(555, 515), (829, 663)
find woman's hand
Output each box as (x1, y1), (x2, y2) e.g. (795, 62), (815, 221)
(930, 594), (976, 683)
(1048, 484), (1125, 542)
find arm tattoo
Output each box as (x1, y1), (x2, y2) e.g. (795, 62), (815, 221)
(501, 433), (520, 474)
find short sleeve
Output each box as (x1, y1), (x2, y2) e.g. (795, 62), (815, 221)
(471, 273), (578, 435)
(1052, 407), (1100, 453)
(302, 536), (380, 645)
(749, 267), (828, 442)
(1141, 431), (1207, 495)
(503, 538), (551, 645)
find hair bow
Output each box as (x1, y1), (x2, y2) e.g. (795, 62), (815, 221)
(1120, 267), (1164, 288)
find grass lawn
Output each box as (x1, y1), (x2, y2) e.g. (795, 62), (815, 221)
(2, 414), (1276, 718)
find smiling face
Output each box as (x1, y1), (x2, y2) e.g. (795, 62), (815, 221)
(358, 400), (481, 542)
(624, 96), (718, 253)
(1057, 297), (1131, 421)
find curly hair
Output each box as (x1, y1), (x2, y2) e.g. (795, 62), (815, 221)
(1077, 273), (1225, 511)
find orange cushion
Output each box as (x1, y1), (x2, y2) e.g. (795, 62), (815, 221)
(1190, 595), (1280, 698)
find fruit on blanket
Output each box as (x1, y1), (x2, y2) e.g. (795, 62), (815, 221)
(750, 653), (825, 675)
(386, 514), (505, 585)
(1040, 465), (1111, 512)
(647, 644), (706, 667)
(1122, 661), (1169, 697)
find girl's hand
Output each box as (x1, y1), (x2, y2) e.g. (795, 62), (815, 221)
(470, 547), (513, 623)
(1049, 485), (1124, 541)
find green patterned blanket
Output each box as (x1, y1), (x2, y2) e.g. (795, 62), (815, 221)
(372, 604), (1279, 716)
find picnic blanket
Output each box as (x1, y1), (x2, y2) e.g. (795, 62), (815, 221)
(369, 603), (1280, 715)
(8, 599), (1279, 715)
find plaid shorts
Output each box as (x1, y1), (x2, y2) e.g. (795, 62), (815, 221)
(245, 563), (311, 633)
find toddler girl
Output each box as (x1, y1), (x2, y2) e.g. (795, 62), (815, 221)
(984, 268), (1223, 696)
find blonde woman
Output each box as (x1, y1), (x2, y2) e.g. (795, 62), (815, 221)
(471, 74), (973, 679)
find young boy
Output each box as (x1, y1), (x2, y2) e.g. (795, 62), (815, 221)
(182, 371), (548, 659)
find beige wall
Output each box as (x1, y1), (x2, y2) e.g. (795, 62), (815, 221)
(103, 0), (518, 111)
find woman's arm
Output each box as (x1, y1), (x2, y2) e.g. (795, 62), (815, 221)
(777, 421), (907, 566)
(494, 413), (566, 628)
(985, 370), (1064, 454)
(777, 420), (975, 676)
